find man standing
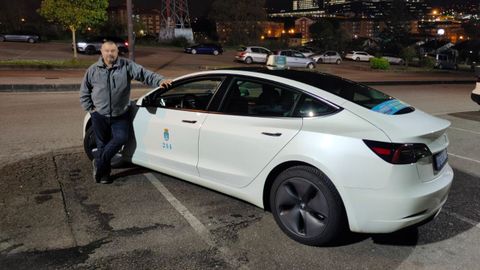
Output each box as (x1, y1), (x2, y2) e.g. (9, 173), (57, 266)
(80, 41), (171, 184)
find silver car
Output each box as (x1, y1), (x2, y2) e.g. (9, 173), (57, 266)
(236, 46), (271, 64)
(273, 50), (316, 69)
(0, 32), (39, 43)
(76, 36), (129, 55)
(311, 51), (342, 64)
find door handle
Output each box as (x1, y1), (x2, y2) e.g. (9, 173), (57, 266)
(262, 132), (282, 137)
(182, 120), (197, 124)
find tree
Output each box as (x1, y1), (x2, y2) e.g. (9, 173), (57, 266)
(309, 19), (349, 52)
(38, 0), (108, 58)
(209, 0), (266, 45)
(400, 46), (417, 68)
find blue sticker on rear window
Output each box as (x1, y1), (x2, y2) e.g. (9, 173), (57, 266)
(371, 99), (409, 115)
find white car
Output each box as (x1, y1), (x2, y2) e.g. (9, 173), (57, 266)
(382, 54), (405, 65)
(235, 46), (271, 64)
(311, 51), (342, 64)
(345, 51), (374, 62)
(83, 68), (453, 246)
(273, 50), (316, 69)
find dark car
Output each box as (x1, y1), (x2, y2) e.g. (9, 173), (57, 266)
(76, 36), (129, 55)
(184, 43), (223, 55)
(0, 32), (39, 43)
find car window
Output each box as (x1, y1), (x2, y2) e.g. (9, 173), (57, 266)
(251, 48), (260, 53)
(293, 52), (305, 58)
(237, 47), (247, 52)
(280, 51), (292, 57)
(221, 79), (302, 117)
(260, 48), (270, 54)
(294, 95), (338, 117)
(149, 78), (223, 110)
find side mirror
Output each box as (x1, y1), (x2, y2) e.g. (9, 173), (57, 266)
(136, 95), (153, 107)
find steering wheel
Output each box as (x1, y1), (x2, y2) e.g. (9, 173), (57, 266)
(180, 94), (198, 109)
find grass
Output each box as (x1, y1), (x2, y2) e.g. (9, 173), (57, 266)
(0, 59), (95, 69)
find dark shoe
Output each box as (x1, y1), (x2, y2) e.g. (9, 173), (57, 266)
(99, 175), (112, 184)
(92, 159), (101, 183)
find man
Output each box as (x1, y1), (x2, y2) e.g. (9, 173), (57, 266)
(80, 41), (171, 184)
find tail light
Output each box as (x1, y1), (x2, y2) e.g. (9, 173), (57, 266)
(364, 140), (432, 164)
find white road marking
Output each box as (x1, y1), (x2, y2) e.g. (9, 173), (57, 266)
(443, 210), (480, 229)
(448, 153), (480, 164)
(144, 173), (249, 270)
(449, 127), (480, 136)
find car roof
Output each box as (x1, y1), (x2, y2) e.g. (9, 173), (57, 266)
(214, 67), (352, 90)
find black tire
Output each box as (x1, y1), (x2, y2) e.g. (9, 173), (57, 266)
(84, 125), (96, 161)
(270, 165), (346, 246)
(213, 50), (219, 55)
(317, 58), (323, 64)
(245, 57), (253, 64)
(0, 36), (5, 42)
(191, 49), (197, 55)
(355, 57), (361, 62)
(307, 63), (315, 69)
(27, 38), (35, 43)
(336, 59), (341, 65)
(85, 46), (96, 55)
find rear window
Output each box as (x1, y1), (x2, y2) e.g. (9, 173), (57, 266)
(237, 47), (247, 52)
(317, 77), (414, 115)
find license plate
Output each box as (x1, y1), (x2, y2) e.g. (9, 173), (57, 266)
(434, 149), (448, 171)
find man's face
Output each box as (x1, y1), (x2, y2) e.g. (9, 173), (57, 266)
(101, 42), (118, 65)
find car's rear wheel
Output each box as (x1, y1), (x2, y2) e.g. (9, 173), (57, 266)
(27, 38), (35, 43)
(245, 57), (253, 64)
(307, 63), (315, 69)
(317, 58), (323, 64)
(270, 165), (345, 246)
(355, 57), (361, 61)
(213, 50), (219, 55)
(191, 49), (197, 55)
(0, 36), (5, 42)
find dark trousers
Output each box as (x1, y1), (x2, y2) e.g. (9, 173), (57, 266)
(90, 111), (129, 177)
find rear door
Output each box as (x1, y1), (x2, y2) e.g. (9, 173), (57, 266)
(197, 77), (303, 187)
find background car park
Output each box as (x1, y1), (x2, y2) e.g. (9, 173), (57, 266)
(311, 51), (342, 64)
(184, 43), (223, 55)
(271, 50), (316, 69)
(0, 32), (39, 43)
(345, 51), (374, 62)
(75, 36), (129, 54)
(235, 46), (271, 64)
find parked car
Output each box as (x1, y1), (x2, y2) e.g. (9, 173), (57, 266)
(381, 54), (405, 65)
(185, 43), (223, 55)
(235, 46), (271, 64)
(311, 51), (342, 64)
(76, 36), (129, 54)
(345, 51), (374, 62)
(271, 50), (316, 69)
(83, 67), (453, 246)
(435, 53), (458, 70)
(0, 32), (39, 43)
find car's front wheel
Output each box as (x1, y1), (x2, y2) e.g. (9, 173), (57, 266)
(191, 49), (197, 54)
(336, 59), (341, 65)
(355, 57), (361, 61)
(307, 63), (315, 69)
(27, 38), (35, 43)
(0, 36), (5, 42)
(213, 50), (219, 55)
(270, 165), (346, 246)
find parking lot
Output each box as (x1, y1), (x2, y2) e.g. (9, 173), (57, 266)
(1, 80), (479, 269)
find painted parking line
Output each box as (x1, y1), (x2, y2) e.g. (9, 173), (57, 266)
(144, 173), (249, 270)
(449, 127), (480, 136)
(448, 153), (480, 164)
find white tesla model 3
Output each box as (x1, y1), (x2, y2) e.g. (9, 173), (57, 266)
(83, 68), (453, 246)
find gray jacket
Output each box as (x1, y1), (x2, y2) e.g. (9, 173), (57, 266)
(80, 57), (164, 117)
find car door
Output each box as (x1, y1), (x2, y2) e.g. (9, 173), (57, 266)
(197, 77), (303, 188)
(280, 50), (293, 67)
(292, 51), (307, 67)
(132, 77), (225, 176)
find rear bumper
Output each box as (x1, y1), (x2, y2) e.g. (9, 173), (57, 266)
(235, 55), (247, 62)
(344, 164), (453, 233)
